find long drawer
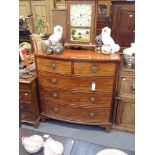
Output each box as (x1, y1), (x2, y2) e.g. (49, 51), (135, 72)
(39, 86), (113, 107)
(36, 57), (71, 74)
(38, 72), (114, 92)
(74, 62), (116, 76)
(41, 102), (111, 123)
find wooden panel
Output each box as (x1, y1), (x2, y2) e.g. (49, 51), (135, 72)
(74, 62), (116, 76)
(21, 112), (37, 122)
(20, 102), (32, 112)
(36, 57), (71, 74)
(38, 72), (114, 92)
(116, 99), (135, 126)
(41, 103), (111, 124)
(39, 86), (113, 107)
(31, 0), (52, 34)
(19, 1), (33, 32)
(111, 3), (135, 47)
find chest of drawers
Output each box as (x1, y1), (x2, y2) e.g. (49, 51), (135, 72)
(19, 74), (40, 128)
(35, 49), (120, 132)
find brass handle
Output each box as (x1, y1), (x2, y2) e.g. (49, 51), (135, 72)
(52, 78), (57, 84)
(90, 97), (96, 103)
(51, 64), (56, 69)
(89, 112), (95, 118)
(52, 92), (58, 98)
(92, 65), (97, 73)
(53, 107), (58, 113)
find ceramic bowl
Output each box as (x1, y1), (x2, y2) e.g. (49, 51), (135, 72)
(96, 149), (127, 155)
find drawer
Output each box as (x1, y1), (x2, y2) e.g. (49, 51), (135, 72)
(39, 87), (112, 107)
(41, 103), (111, 123)
(19, 91), (31, 102)
(119, 76), (135, 97)
(19, 83), (31, 91)
(21, 112), (37, 122)
(20, 102), (32, 112)
(36, 57), (71, 74)
(38, 72), (114, 92)
(74, 62), (116, 76)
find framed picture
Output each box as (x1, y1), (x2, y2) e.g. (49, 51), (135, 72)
(65, 0), (97, 48)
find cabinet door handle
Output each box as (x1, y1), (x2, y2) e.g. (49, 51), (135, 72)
(92, 65), (97, 73)
(90, 97), (96, 103)
(51, 64), (56, 69)
(52, 92), (58, 98)
(89, 112), (95, 118)
(52, 108), (59, 113)
(52, 78), (57, 84)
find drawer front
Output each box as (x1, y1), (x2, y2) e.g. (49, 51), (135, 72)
(19, 91), (31, 102)
(41, 103), (111, 123)
(119, 77), (135, 97)
(74, 62), (116, 76)
(36, 57), (71, 74)
(20, 102), (32, 112)
(38, 72), (114, 92)
(39, 87), (112, 107)
(21, 112), (37, 122)
(19, 83), (30, 91)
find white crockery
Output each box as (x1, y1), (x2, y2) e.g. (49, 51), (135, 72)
(43, 137), (63, 155)
(96, 149), (128, 155)
(22, 135), (44, 153)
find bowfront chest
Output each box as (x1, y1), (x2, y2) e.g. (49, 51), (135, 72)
(35, 49), (120, 132)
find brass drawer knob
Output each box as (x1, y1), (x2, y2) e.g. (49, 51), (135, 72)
(89, 112), (95, 118)
(52, 78), (57, 84)
(52, 92), (58, 98)
(51, 64), (56, 69)
(92, 65), (97, 73)
(90, 97), (96, 103)
(53, 107), (59, 113)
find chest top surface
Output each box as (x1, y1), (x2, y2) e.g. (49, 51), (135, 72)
(35, 49), (121, 62)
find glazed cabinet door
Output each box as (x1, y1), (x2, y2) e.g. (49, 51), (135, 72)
(116, 99), (135, 132)
(111, 3), (135, 47)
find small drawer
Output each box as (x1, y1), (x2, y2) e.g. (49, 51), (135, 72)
(74, 62), (116, 76)
(19, 91), (31, 102)
(42, 103), (111, 124)
(38, 72), (114, 92)
(19, 83), (30, 91)
(40, 87), (113, 107)
(36, 57), (71, 74)
(20, 102), (32, 112)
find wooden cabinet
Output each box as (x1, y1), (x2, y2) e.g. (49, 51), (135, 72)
(19, 74), (40, 128)
(111, 1), (135, 47)
(19, 0), (54, 34)
(113, 66), (135, 133)
(35, 49), (120, 132)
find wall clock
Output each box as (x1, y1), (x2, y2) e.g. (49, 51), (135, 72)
(65, 0), (97, 49)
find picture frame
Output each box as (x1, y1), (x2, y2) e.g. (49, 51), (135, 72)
(65, 0), (97, 49)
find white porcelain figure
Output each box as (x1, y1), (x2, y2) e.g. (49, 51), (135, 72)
(101, 27), (120, 54)
(22, 135), (44, 153)
(48, 25), (63, 46)
(43, 137), (63, 155)
(123, 43), (135, 56)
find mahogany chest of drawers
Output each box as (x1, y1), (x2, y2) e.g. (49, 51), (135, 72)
(35, 49), (120, 132)
(19, 74), (40, 128)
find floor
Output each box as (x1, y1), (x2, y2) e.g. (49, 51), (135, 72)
(22, 119), (135, 152)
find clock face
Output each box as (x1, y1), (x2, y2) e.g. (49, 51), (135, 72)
(70, 4), (92, 27)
